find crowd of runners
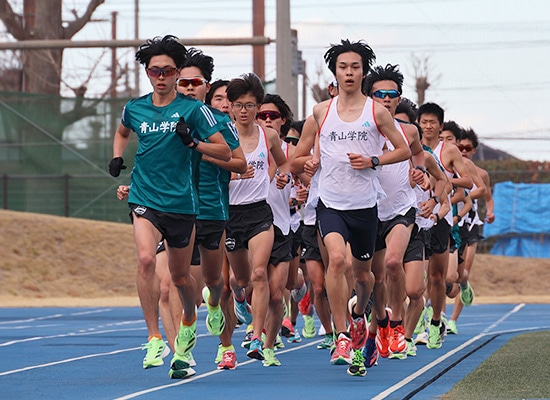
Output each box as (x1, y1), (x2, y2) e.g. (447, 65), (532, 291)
(110, 35), (494, 379)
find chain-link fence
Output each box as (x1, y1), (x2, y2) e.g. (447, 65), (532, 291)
(0, 91), (137, 223)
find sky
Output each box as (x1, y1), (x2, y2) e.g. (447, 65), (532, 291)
(6, 0), (550, 161)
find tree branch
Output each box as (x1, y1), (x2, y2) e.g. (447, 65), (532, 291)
(63, 0), (106, 39)
(0, 0), (29, 40)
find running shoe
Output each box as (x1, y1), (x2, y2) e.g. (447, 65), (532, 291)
(291, 279), (308, 303)
(406, 340), (417, 357)
(287, 330), (302, 343)
(414, 331), (429, 345)
(317, 333), (334, 350)
(427, 322), (446, 349)
(174, 320), (197, 358)
(362, 336), (379, 368)
(298, 290), (312, 316)
(376, 324), (391, 358)
(246, 338), (264, 360)
(275, 334), (285, 349)
(215, 343), (223, 364)
(414, 306), (428, 335)
(217, 347), (237, 370)
(348, 296), (367, 349)
(318, 324), (327, 336)
(389, 324), (408, 360)
(202, 286), (225, 336)
(330, 333), (352, 365)
(281, 317), (295, 338)
(460, 281), (475, 307)
(181, 351), (196, 367)
(347, 349), (367, 377)
(241, 324), (254, 349)
(302, 314), (316, 338)
(141, 337), (169, 369)
(169, 354), (196, 379)
(262, 348), (281, 367)
(234, 293), (253, 325)
(447, 319), (458, 334)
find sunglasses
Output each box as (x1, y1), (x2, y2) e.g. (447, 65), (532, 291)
(257, 110), (282, 121)
(284, 136), (299, 146)
(372, 89), (400, 99)
(457, 144), (474, 152)
(177, 77), (208, 88)
(146, 66), (178, 78)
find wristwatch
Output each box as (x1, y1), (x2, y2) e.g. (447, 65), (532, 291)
(371, 156), (380, 170)
(430, 195), (440, 204)
(189, 137), (199, 150)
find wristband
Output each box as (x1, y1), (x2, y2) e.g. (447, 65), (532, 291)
(237, 173), (241, 180)
(414, 165), (427, 174)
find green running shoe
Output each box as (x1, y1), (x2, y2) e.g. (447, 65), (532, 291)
(174, 320), (197, 357)
(168, 354), (196, 379)
(460, 281), (475, 307)
(262, 348), (281, 367)
(202, 286), (225, 336)
(447, 319), (458, 335)
(317, 334), (334, 350)
(414, 306), (427, 335)
(141, 337), (169, 369)
(426, 322), (445, 349)
(302, 314), (316, 338)
(406, 340), (417, 357)
(347, 349), (367, 377)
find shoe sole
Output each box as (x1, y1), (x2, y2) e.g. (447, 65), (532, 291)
(346, 367), (367, 377)
(169, 367), (196, 379)
(246, 349), (264, 361)
(330, 356), (352, 365)
(389, 352), (407, 360)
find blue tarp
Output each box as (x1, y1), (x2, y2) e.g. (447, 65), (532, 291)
(484, 181), (550, 258)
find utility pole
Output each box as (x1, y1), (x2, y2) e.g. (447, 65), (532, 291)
(134, 0), (140, 96)
(276, 0), (297, 116)
(252, 0), (265, 81)
(110, 11), (117, 99)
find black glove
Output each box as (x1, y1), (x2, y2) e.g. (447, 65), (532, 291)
(109, 157), (127, 177)
(176, 116), (193, 146)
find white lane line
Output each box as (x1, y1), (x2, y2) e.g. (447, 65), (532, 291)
(113, 340), (323, 400)
(0, 309), (114, 325)
(0, 347), (140, 376)
(372, 303), (527, 400)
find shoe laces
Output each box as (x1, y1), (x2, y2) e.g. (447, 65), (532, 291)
(222, 351), (235, 363)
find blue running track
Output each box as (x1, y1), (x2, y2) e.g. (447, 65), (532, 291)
(1, 303), (548, 399)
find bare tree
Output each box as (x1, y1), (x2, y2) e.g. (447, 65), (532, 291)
(410, 53), (440, 106)
(0, 0), (106, 95)
(310, 63), (332, 103)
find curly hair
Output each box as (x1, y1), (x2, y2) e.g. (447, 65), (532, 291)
(364, 64), (404, 96)
(135, 35), (187, 68)
(182, 47), (215, 82)
(324, 39), (376, 76)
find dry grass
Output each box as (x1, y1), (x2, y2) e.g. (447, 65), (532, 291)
(1, 209), (550, 307)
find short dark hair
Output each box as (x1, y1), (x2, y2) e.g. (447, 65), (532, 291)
(461, 127), (479, 148)
(205, 79), (229, 106)
(364, 64), (404, 96)
(135, 35), (187, 68)
(418, 102), (444, 124)
(442, 120), (463, 140)
(290, 119), (305, 136)
(226, 72), (265, 104)
(182, 47), (214, 82)
(261, 93), (293, 136)
(395, 97), (418, 123)
(324, 39), (376, 77)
